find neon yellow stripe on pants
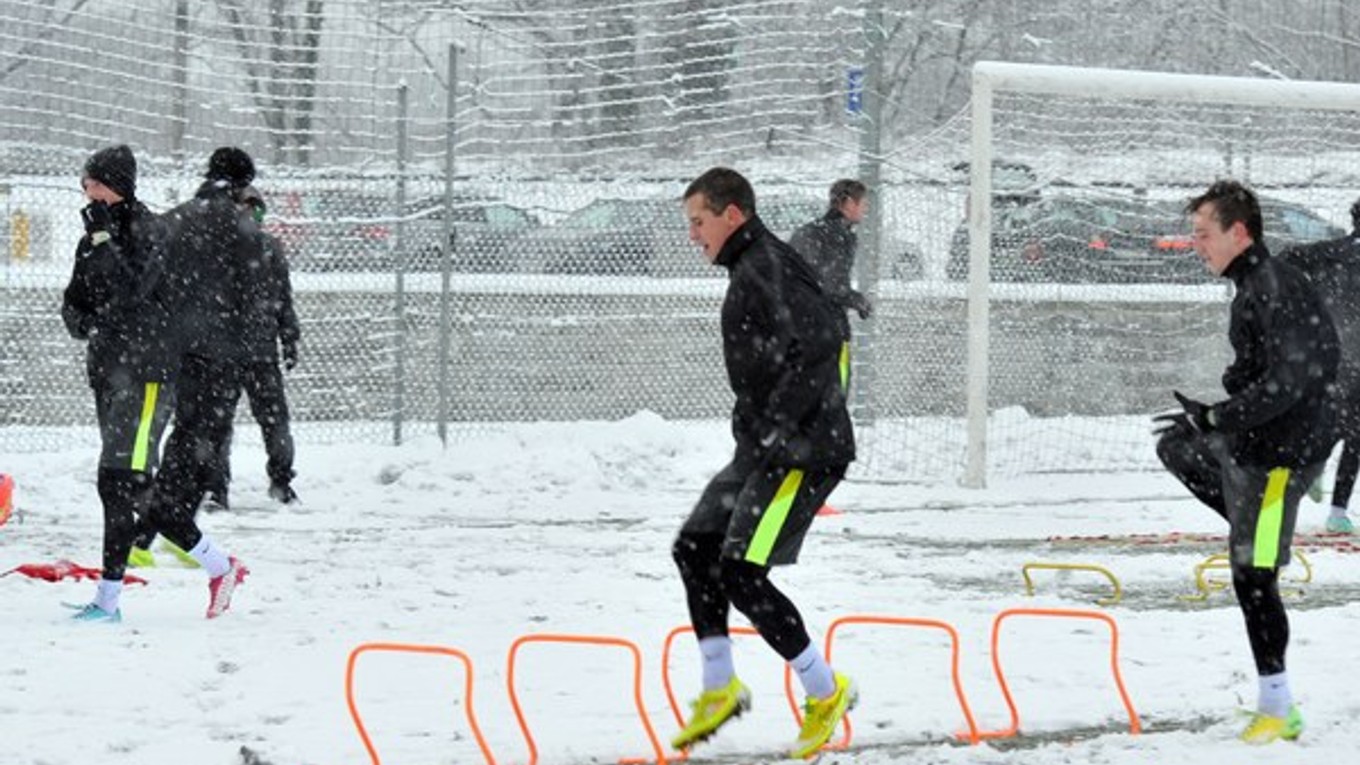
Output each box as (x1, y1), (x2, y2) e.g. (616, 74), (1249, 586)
(839, 342), (850, 391)
(130, 382), (160, 472)
(1253, 468), (1290, 569)
(745, 469), (804, 566)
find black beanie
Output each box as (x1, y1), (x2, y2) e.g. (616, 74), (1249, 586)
(206, 146), (255, 189)
(84, 145), (137, 201)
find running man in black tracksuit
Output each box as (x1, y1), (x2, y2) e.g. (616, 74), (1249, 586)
(62, 145), (178, 621)
(206, 184), (301, 508)
(671, 168), (856, 759)
(1155, 180), (1338, 744)
(1283, 197), (1360, 534)
(128, 147), (262, 618)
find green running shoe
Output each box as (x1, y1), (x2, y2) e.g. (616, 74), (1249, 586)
(1240, 705), (1303, 744)
(671, 676), (752, 750)
(790, 673), (857, 759)
(159, 538), (200, 568)
(69, 602), (122, 623)
(127, 546), (156, 569)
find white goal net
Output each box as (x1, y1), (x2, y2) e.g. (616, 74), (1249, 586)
(953, 62), (1360, 485)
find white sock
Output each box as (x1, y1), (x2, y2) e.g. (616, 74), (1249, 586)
(94, 578), (123, 613)
(791, 643), (836, 699)
(699, 636), (735, 691)
(1330, 505), (1349, 521)
(1258, 671), (1292, 717)
(188, 534), (231, 578)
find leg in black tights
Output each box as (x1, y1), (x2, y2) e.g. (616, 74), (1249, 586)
(1233, 564), (1288, 676)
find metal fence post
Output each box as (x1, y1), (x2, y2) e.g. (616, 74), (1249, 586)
(393, 82), (409, 446)
(437, 44), (458, 448)
(853, 0), (885, 427)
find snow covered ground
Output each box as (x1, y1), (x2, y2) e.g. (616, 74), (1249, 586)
(4, 413), (1360, 765)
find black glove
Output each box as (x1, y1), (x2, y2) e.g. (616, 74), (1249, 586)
(281, 341), (299, 371)
(849, 290), (873, 320)
(81, 201), (113, 242)
(1152, 390), (1216, 435)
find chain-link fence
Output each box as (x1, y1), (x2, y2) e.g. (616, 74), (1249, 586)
(5, 1), (1358, 484)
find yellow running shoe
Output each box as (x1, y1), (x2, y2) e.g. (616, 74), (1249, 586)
(790, 673), (857, 759)
(670, 676), (752, 750)
(159, 538), (200, 569)
(1240, 705), (1304, 744)
(127, 546), (156, 569)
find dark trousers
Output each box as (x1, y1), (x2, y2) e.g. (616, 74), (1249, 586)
(1333, 441), (1358, 509)
(1157, 424), (1322, 675)
(673, 461), (845, 662)
(215, 359), (296, 493)
(92, 380), (172, 580)
(138, 354), (243, 552)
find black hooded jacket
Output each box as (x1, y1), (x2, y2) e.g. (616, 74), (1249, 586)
(713, 215), (855, 469)
(789, 209), (858, 306)
(163, 181), (268, 362)
(1284, 230), (1360, 431)
(62, 199), (179, 387)
(241, 231), (300, 362)
(1214, 242), (1339, 467)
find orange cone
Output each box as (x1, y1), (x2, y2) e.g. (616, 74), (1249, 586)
(0, 473), (13, 527)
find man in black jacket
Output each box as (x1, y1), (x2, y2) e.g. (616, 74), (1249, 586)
(1283, 197), (1360, 535)
(789, 178), (872, 322)
(129, 147), (263, 618)
(670, 168), (856, 759)
(62, 145), (178, 622)
(206, 184), (301, 507)
(1155, 180), (1339, 745)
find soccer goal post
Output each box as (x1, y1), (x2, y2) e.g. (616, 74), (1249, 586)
(963, 62), (1360, 487)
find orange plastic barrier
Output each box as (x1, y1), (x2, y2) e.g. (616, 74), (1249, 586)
(807, 615), (981, 748)
(507, 633), (667, 765)
(344, 642), (497, 765)
(976, 607), (1141, 739)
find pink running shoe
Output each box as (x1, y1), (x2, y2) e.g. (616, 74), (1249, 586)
(206, 557), (250, 619)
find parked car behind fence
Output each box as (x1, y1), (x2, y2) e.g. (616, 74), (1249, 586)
(946, 192), (1344, 284)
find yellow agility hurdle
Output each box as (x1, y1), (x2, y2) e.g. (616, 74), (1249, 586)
(1180, 550), (1313, 602)
(1021, 562), (1122, 606)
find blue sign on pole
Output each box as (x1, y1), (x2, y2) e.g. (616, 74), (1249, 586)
(846, 67), (864, 115)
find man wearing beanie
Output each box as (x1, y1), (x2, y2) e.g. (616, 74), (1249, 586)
(202, 183), (302, 510)
(123, 146), (263, 619)
(62, 144), (179, 622)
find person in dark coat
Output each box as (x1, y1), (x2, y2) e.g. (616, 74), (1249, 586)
(788, 179), (872, 323)
(1283, 197), (1360, 534)
(61, 145), (178, 621)
(670, 167), (856, 759)
(1154, 180), (1339, 744)
(205, 184), (301, 507)
(127, 147), (263, 618)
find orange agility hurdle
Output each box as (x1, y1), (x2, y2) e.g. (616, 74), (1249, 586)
(660, 624), (801, 757)
(976, 607), (1141, 740)
(507, 633), (667, 765)
(344, 642), (497, 765)
(808, 615), (981, 748)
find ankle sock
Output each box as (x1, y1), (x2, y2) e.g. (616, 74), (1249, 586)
(187, 534), (231, 578)
(699, 635), (734, 691)
(94, 577), (123, 613)
(1258, 671), (1292, 718)
(791, 643), (835, 699)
